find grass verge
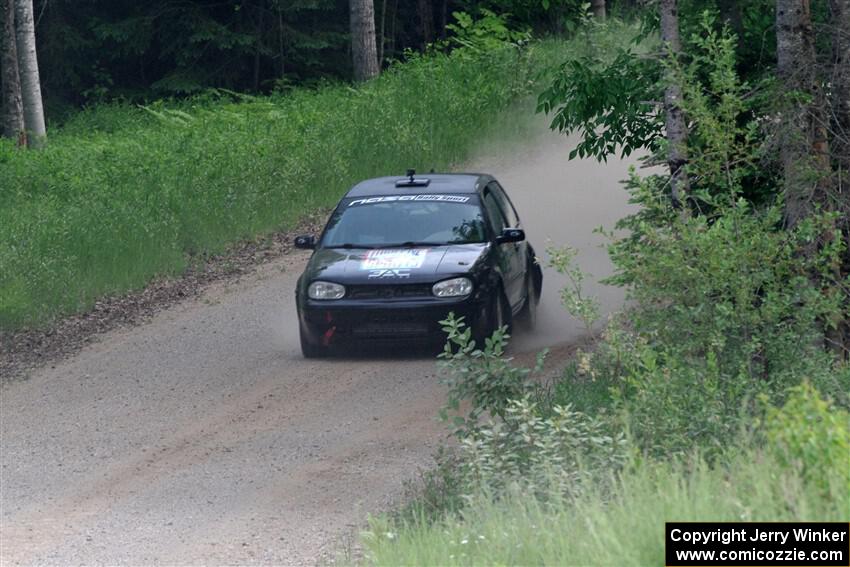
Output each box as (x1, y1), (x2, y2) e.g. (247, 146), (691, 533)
(363, 448), (848, 565)
(0, 39), (570, 331)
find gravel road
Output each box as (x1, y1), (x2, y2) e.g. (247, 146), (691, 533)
(0, 127), (640, 566)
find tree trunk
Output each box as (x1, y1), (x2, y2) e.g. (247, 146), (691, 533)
(590, 0), (606, 19)
(828, 0), (850, 357)
(349, 0), (379, 82)
(776, 0), (830, 228)
(253, 1), (264, 92)
(417, 0), (434, 48)
(830, 0), (849, 175)
(14, 0), (45, 146)
(659, 0), (688, 207)
(439, 0), (447, 38)
(389, 0), (398, 59)
(378, 0), (387, 65)
(277, 6), (285, 79)
(2, 0), (24, 144)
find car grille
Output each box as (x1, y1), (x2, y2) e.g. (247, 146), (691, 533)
(351, 311), (430, 336)
(346, 284), (432, 300)
(352, 322), (429, 336)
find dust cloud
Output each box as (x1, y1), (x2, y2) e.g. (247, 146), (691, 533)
(464, 115), (646, 352)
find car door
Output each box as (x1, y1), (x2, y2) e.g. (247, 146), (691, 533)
(482, 184), (525, 308)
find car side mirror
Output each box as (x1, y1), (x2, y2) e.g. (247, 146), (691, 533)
(495, 228), (525, 245)
(294, 234), (316, 249)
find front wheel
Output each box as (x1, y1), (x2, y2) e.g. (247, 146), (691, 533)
(474, 288), (511, 346)
(516, 273), (539, 331)
(299, 327), (325, 358)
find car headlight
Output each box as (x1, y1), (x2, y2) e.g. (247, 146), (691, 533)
(308, 281), (346, 300)
(432, 277), (473, 298)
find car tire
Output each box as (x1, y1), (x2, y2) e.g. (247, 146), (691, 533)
(475, 286), (512, 346)
(517, 272), (539, 331)
(299, 327), (324, 358)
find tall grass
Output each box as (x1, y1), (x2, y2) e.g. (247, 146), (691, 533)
(0, 41), (570, 330)
(364, 449), (849, 566)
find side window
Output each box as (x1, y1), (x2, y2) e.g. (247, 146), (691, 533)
(488, 182), (519, 227)
(482, 190), (507, 234)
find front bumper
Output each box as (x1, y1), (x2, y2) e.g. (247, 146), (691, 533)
(298, 296), (487, 347)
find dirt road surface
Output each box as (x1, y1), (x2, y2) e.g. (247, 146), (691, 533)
(0, 127), (640, 566)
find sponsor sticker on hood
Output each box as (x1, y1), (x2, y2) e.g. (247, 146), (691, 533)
(361, 249), (428, 270)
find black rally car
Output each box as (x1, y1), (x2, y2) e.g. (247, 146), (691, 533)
(293, 171), (542, 357)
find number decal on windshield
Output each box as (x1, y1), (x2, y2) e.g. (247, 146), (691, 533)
(348, 195), (470, 206)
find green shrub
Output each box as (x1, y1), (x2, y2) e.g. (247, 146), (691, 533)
(438, 313), (547, 437)
(458, 397), (627, 498)
(547, 15), (850, 456)
(764, 382), (850, 491)
(438, 314), (626, 503)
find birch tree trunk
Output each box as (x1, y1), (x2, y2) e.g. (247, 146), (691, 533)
(776, 0), (830, 228)
(2, 0), (24, 144)
(590, 0), (606, 19)
(659, 0), (689, 207)
(349, 0), (379, 82)
(14, 0), (45, 146)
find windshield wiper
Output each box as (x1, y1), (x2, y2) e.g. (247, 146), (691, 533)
(324, 243), (379, 249)
(383, 241), (442, 248)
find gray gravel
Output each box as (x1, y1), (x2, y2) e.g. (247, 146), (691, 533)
(0, 128), (641, 566)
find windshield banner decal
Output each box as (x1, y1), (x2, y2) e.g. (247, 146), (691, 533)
(348, 195), (470, 206)
(361, 249), (428, 270)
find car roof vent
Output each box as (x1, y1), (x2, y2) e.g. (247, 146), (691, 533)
(395, 168), (431, 188)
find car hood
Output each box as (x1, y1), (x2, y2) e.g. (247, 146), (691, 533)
(305, 243), (489, 284)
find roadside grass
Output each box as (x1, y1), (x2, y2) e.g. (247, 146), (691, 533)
(0, 36), (582, 331)
(363, 448), (849, 565)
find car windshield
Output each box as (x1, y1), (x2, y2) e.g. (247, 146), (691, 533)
(321, 195), (487, 248)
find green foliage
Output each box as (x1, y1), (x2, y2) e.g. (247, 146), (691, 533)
(437, 314), (624, 502)
(364, 445), (849, 565)
(438, 313), (546, 437)
(456, 0), (587, 35)
(537, 46), (663, 160)
(669, 13), (774, 208)
(457, 397), (627, 497)
(764, 382), (850, 491)
(0, 42), (568, 330)
(395, 447), (468, 524)
(442, 9), (531, 54)
(610, 201), (844, 381)
(635, 0), (777, 81)
(557, 18), (850, 457)
(546, 246), (600, 333)
(577, 198), (849, 456)
(538, 9), (779, 204)
(536, 20), (662, 161)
